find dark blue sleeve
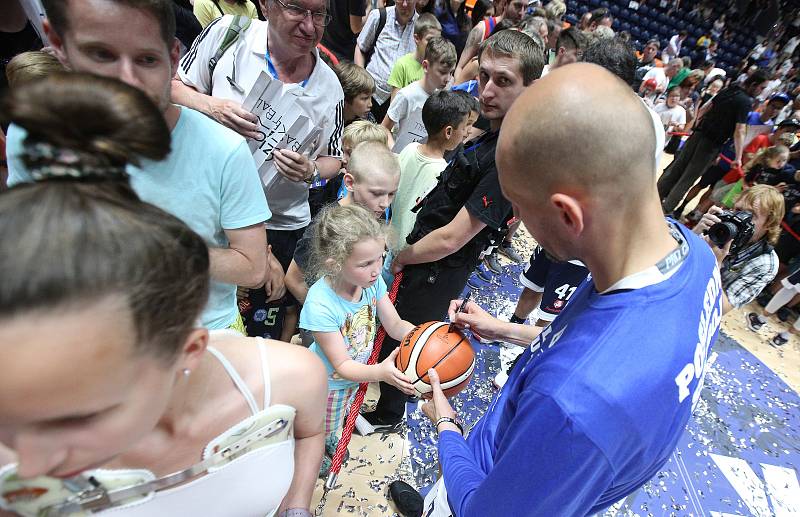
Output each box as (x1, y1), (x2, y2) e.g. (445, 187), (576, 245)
(440, 390), (615, 516)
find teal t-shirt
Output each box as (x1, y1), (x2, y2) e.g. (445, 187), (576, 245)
(387, 52), (424, 90)
(6, 107), (271, 329)
(300, 275), (388, 390)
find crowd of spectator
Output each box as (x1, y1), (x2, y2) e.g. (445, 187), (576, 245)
(1, 0), (800, 516)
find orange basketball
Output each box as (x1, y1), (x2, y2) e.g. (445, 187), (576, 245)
(396, 321), (475, 397)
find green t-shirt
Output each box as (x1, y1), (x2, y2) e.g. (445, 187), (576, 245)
(387, 53), (424, 90)
(194, 0), (258, 28)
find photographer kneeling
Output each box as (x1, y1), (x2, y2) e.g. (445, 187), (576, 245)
(693, 185), (785, 314)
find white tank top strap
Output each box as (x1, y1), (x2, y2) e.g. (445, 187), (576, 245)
(257, 338), (271, 409)
(206, 346), (260, 415)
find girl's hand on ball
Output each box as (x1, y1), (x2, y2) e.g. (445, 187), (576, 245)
(421, 368), (456, 424)
(381, 349), (416, 395)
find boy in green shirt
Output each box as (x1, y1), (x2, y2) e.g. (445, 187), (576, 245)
(387, 13), (442, 100)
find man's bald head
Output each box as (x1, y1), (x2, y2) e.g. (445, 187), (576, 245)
(498, 63), (656, 211)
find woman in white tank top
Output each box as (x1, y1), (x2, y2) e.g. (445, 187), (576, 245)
(0, 74), (327, 517)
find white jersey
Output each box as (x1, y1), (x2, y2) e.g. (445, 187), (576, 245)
(179, 17), (344, 230)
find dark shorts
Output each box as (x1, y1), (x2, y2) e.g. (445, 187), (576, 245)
(240, 226), (307, 339)
(520, 246), (588, 322)
(775, 228), (800, 264)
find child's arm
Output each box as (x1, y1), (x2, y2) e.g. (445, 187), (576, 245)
(381, 113), (396, 132)
(313, 331), (415, 394)
(383, 90), (409, 133)
(376, 294), (416, 341)
(285, 259), (309, 304)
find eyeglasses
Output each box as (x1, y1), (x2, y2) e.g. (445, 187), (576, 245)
(273, 0), (332, 26)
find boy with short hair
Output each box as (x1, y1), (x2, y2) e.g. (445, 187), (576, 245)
(335, 62), (377, 125)
(391, 90), (472, 244)
(383, 37), (457, 153)
(308, 120), (389, 219)
(387, 13), (443, 99)
(286, 140), (401, 304)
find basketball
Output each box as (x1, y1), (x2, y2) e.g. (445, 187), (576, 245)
(396, 321), (476, 397)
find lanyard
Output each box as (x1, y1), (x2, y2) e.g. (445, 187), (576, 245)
(264, 47), (310, 88)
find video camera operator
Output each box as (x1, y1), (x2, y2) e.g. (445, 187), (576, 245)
(693, 185), (785, 314)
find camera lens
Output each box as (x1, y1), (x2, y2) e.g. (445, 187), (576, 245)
(707, 221), (738, 248)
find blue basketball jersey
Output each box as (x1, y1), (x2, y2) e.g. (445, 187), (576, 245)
(437, 222), (723, 516)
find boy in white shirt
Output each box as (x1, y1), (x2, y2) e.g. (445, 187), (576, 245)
(392, 90), (473, 245)
(654, 86), (687, 135)
(382, 37), (457, 152)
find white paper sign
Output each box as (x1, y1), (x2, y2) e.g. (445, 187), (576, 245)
(242, 71), (321, 176)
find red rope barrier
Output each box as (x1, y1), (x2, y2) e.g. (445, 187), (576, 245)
(324, 271), (405, 491)
(781, 220), (800, 242)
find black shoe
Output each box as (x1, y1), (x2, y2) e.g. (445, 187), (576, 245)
(746, 312), (766, 332)
(498, 242), (523, 263)
(388, 480), (423, 517)
(362, 412), (402, 432)
(484, 253), (503, 275)
(771, 333), (789, 347)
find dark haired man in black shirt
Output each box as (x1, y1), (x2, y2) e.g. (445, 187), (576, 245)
(321, 0), (366, 61)
(658, 70), (770, 214)
(364, 30), (545, 429)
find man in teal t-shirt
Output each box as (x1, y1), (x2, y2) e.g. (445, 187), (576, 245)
(6, 107), (271, 330)
(6, 0), (273, 330)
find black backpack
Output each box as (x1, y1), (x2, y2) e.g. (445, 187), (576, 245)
(363, 8), (388, 66)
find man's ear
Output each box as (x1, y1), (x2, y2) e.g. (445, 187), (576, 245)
(422, 59), (430, 72)
(170, 37), (181, 77)
(43, 19), (69, 68)
(550, 193), (584, 237)
(444, 125), (454, 140)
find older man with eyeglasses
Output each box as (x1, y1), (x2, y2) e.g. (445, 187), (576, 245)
(173, 0), (344, 343)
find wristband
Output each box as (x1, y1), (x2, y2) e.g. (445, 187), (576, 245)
(277, 509), (313, 517)
(435, 416), (463, 435)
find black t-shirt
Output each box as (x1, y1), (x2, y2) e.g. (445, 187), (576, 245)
(745, 163), (796, 186)
(695, 84), (753, 145)
(321, 0), (367, 61)
(407, 131), (513, 268)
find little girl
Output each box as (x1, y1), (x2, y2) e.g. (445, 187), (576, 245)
(299, 204), (416, 473)
(744, 145), (793, 188)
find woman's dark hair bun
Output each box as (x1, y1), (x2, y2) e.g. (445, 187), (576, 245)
(1, 72), (171, 170)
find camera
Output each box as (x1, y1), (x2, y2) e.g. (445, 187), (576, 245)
(707, 210), (755, 255)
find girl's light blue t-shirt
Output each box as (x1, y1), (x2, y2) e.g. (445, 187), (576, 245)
(300, 275), (388, 390)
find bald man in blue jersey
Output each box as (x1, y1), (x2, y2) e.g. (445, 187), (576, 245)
(420, 63), (723, 517)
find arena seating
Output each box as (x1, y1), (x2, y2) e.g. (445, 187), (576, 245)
(563, 0), (760, 71)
